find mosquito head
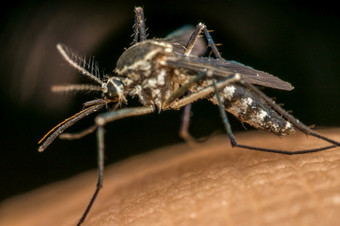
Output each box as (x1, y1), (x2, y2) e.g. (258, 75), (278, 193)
(102, 77), (126, 102)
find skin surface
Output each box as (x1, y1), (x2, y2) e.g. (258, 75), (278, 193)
(1, 129), (340, 226)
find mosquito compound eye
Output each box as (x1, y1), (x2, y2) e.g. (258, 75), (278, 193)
(102, 77), (124, 100)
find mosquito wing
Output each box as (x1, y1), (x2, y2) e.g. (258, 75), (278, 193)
(167, 55), (294, 91)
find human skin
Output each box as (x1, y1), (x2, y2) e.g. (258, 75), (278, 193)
(1, 129), (340, 226)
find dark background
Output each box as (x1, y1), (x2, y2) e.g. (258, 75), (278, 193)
(0, 0), (339, 201)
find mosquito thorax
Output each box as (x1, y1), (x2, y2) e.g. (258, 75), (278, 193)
(114, 40), (178, 109)
(115, 40), (174, 80)
(102, 77), (125, 101)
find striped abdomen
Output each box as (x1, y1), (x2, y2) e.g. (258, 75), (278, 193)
(210, 84), (295, 135)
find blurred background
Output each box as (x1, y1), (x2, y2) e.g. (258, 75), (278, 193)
(0, 0), (339, 201)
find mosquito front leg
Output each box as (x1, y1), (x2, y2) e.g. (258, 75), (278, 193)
(76, 105), (155, 225)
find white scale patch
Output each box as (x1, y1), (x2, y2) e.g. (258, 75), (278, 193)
(284, 121), (293, 130)
(144, 69), (167, 89)
(253, 109), (279, 131)
(223, 85), (236, 100)
(256, 109), (268, 122)
(146, 78), (157, 88)
(118, 60), (151, 75)
(241, 97), (253, 108)
(227, 97), (254, 118)
(117, 41), (173, 75)
(157, 69), (166, 85)
(151, 41), (173, 52)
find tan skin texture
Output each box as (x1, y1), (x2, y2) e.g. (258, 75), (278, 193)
(1, 129), (340, 226)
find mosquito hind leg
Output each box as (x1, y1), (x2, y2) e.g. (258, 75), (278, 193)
(184, 23), (223, 59)
(133, 7), (147, 44)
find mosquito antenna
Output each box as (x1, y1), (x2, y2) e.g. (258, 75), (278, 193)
(51, 84), (102, 94)
(57, 43), (103, 85)
(38, 102), (106, 152)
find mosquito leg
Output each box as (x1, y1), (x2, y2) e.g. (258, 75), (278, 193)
(76, 106), (155, 225)
(59, 125), (97, 140)
(177, 23), (224, 142)
(176, 24), (208, 142)
(175, 72), (239, 142)
(177, 24), (206, 142)
(184, 23), (222, 59)
(211, 80), (338, 155)
(242, 82), (340, 147)
(179, 103), (198, 143)
(168, 73), (241, 109)
(133, 7), (147, 44)
(202, 25), (222, 59)
(179, 92), (212, 143)
(164, 70), (207, 108)
(76, 126), (104, 226)
(170, 73), (240, 144)
(184, 24), (205, 55)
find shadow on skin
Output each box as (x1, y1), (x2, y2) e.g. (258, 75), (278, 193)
(1, 129), (340, 226)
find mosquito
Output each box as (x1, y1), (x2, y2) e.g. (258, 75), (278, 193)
(38, 7), (340, 225)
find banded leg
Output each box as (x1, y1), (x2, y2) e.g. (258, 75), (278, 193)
(76, 106), (155, 226)
(211, 80), (338, 154)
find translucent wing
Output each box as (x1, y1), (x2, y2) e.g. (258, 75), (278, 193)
(166, 55), (294, 91)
